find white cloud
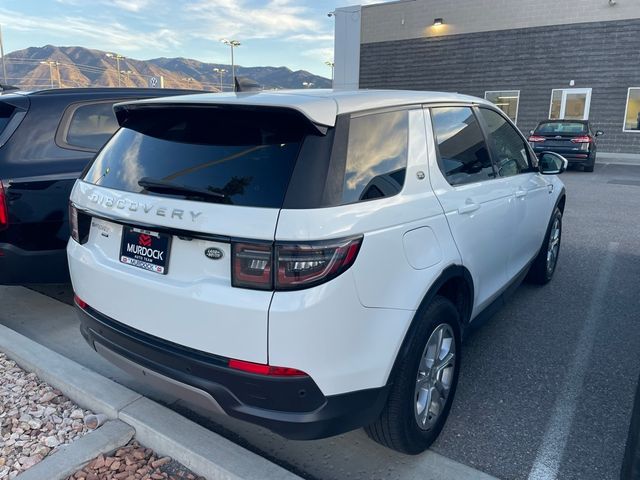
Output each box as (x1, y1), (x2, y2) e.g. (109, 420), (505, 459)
(184, 0), (323, 40)
(0, 8), (181, 53)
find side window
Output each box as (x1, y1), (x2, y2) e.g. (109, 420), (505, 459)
(65, 102), (120, 151)
(478, 108), (531, 178)
(342, 110), (408, 204)
(431, 107), (494, 186)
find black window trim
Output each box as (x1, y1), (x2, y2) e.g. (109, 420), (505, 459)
(474, 105), (538, 176)
(427, 103), (498, 188)
(55, 98), (126, 153)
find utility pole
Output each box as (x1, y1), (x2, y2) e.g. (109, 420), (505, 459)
(221, 39), (240, 91)
(55, 61), (62, 88)
(213, 68), (226, 92)
(106, 53), (125, 87)
(0, 25), (7, 85)
(40, 61), (55, 88)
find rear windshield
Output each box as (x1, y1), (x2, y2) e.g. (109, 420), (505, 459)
(535, 122), (587, 135)
(83, 106), (313, 208)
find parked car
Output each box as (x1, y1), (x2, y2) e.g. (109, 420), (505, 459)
(68, 90), (567, 454)
(528, 119), (603, 172)
(0, 87), (200, 285)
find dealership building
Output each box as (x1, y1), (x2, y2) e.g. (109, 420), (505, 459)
(333, 0), (640, 158)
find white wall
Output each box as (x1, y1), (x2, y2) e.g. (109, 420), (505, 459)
(333, 6), (362, 90)
(361, 0), (640, 43)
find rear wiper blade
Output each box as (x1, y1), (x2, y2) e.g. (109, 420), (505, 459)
(138, 177), (226, 201)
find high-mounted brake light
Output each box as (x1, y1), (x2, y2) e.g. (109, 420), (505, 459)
(228, 359), (307, 377)
(571, 135), (592, 144)
(231, 236), (363, 291)
(0, 181), (8, 231)
(528, 135), (546, 143)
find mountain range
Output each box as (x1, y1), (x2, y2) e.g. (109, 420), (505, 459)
(2, 45), (332, 91)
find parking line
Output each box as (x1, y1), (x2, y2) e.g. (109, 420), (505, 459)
(527, 242), (619, 480)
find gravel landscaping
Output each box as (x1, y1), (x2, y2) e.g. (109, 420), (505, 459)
(69, 441), (205, 480)
(0, 352), (95, 479)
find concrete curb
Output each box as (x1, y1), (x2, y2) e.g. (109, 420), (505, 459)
(0, 323), (301, 480)
(16, 420), (135, 480)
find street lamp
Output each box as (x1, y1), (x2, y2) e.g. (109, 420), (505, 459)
(220, 39), (241, 91)
(40, 61), (61, 88)
(213, 68), (227, 92)
(106, 53), (125, 87)
(325, 60), (335, 83)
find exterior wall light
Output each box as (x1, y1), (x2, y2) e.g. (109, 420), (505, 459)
(433, 18), (444, 26)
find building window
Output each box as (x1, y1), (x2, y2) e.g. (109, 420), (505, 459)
(623, 88), (640, 133)
(484, 91), (520, 124)
(549, 88), (592, 121)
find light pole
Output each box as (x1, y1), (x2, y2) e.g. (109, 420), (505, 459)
(325, 60), (335, 84)
(221, 39), (240, 91)
(40, 61), (60, 88)
(106, 53), (125, 87)
(213, 68), (226, 92)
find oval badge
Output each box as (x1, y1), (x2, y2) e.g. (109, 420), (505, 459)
(204, 247), (224, 260)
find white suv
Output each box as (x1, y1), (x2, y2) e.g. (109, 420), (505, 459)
(67, 90), (566, 454)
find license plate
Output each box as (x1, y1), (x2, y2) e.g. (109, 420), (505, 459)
(119, 226), (171, 275)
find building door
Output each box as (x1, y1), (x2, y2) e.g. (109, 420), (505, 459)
(549, 88), (592, 120)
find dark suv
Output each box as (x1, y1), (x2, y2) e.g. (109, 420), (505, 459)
(528, 120), (603, 172)
(0, 88), (199, 284)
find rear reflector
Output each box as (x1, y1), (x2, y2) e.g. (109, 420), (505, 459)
(0, 181), (8, 231)
(228, 359), (307, 377)
(528, 136), (546, 143)
(74, 294), (88, 309)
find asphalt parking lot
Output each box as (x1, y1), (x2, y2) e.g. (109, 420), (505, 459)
(3, 162), (640, 480)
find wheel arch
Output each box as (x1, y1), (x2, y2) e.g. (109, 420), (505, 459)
(386, 264), (473, 386)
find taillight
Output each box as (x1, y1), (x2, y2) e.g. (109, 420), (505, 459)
(69, 203), (91, 244)
(231, 236), (363, 291)
(69, 203), (79, 242)
(0, 181), (7, 231)
(232, 242), (273, 290)
(228, 358), (307, 377)
(275, 236), (362, 290)
(528, 135), (546, 143)
(571, 135), (592, 143)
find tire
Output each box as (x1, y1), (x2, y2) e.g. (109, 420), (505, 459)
(526, 207), (562, 285)
(584, 154), (595, 172)
(365, 296), (461, 454)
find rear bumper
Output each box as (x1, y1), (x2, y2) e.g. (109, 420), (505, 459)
(533, 148), (594, 164)
(0, 243), (70, 285)
(76, 301), (389, 440)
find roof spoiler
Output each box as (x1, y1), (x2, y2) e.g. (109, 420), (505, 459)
(234, 76), (262, 93)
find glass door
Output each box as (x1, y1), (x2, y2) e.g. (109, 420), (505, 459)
(549, 88), (592, 120)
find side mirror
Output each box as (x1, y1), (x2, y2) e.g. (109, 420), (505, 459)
(539, 151), (568, 175)
(595, 130), (604, 137)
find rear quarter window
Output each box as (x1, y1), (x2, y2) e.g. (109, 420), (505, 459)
(341, 110), (408, 204)
(62, 102), (120, 151)
(0, 102), (15, 134)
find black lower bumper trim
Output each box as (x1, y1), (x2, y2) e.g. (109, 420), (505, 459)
(0, 243), (70, 285)
(76, 304), (389, 440)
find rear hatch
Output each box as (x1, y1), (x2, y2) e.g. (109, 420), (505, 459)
(69, 103), (329, 363)
(529, 121), (591, 154)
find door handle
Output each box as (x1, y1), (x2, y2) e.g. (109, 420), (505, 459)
(515, 189), (528, 198)
(458, 201), (480, 214)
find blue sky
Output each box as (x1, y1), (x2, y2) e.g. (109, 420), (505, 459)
(0, 0), (386, 77)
